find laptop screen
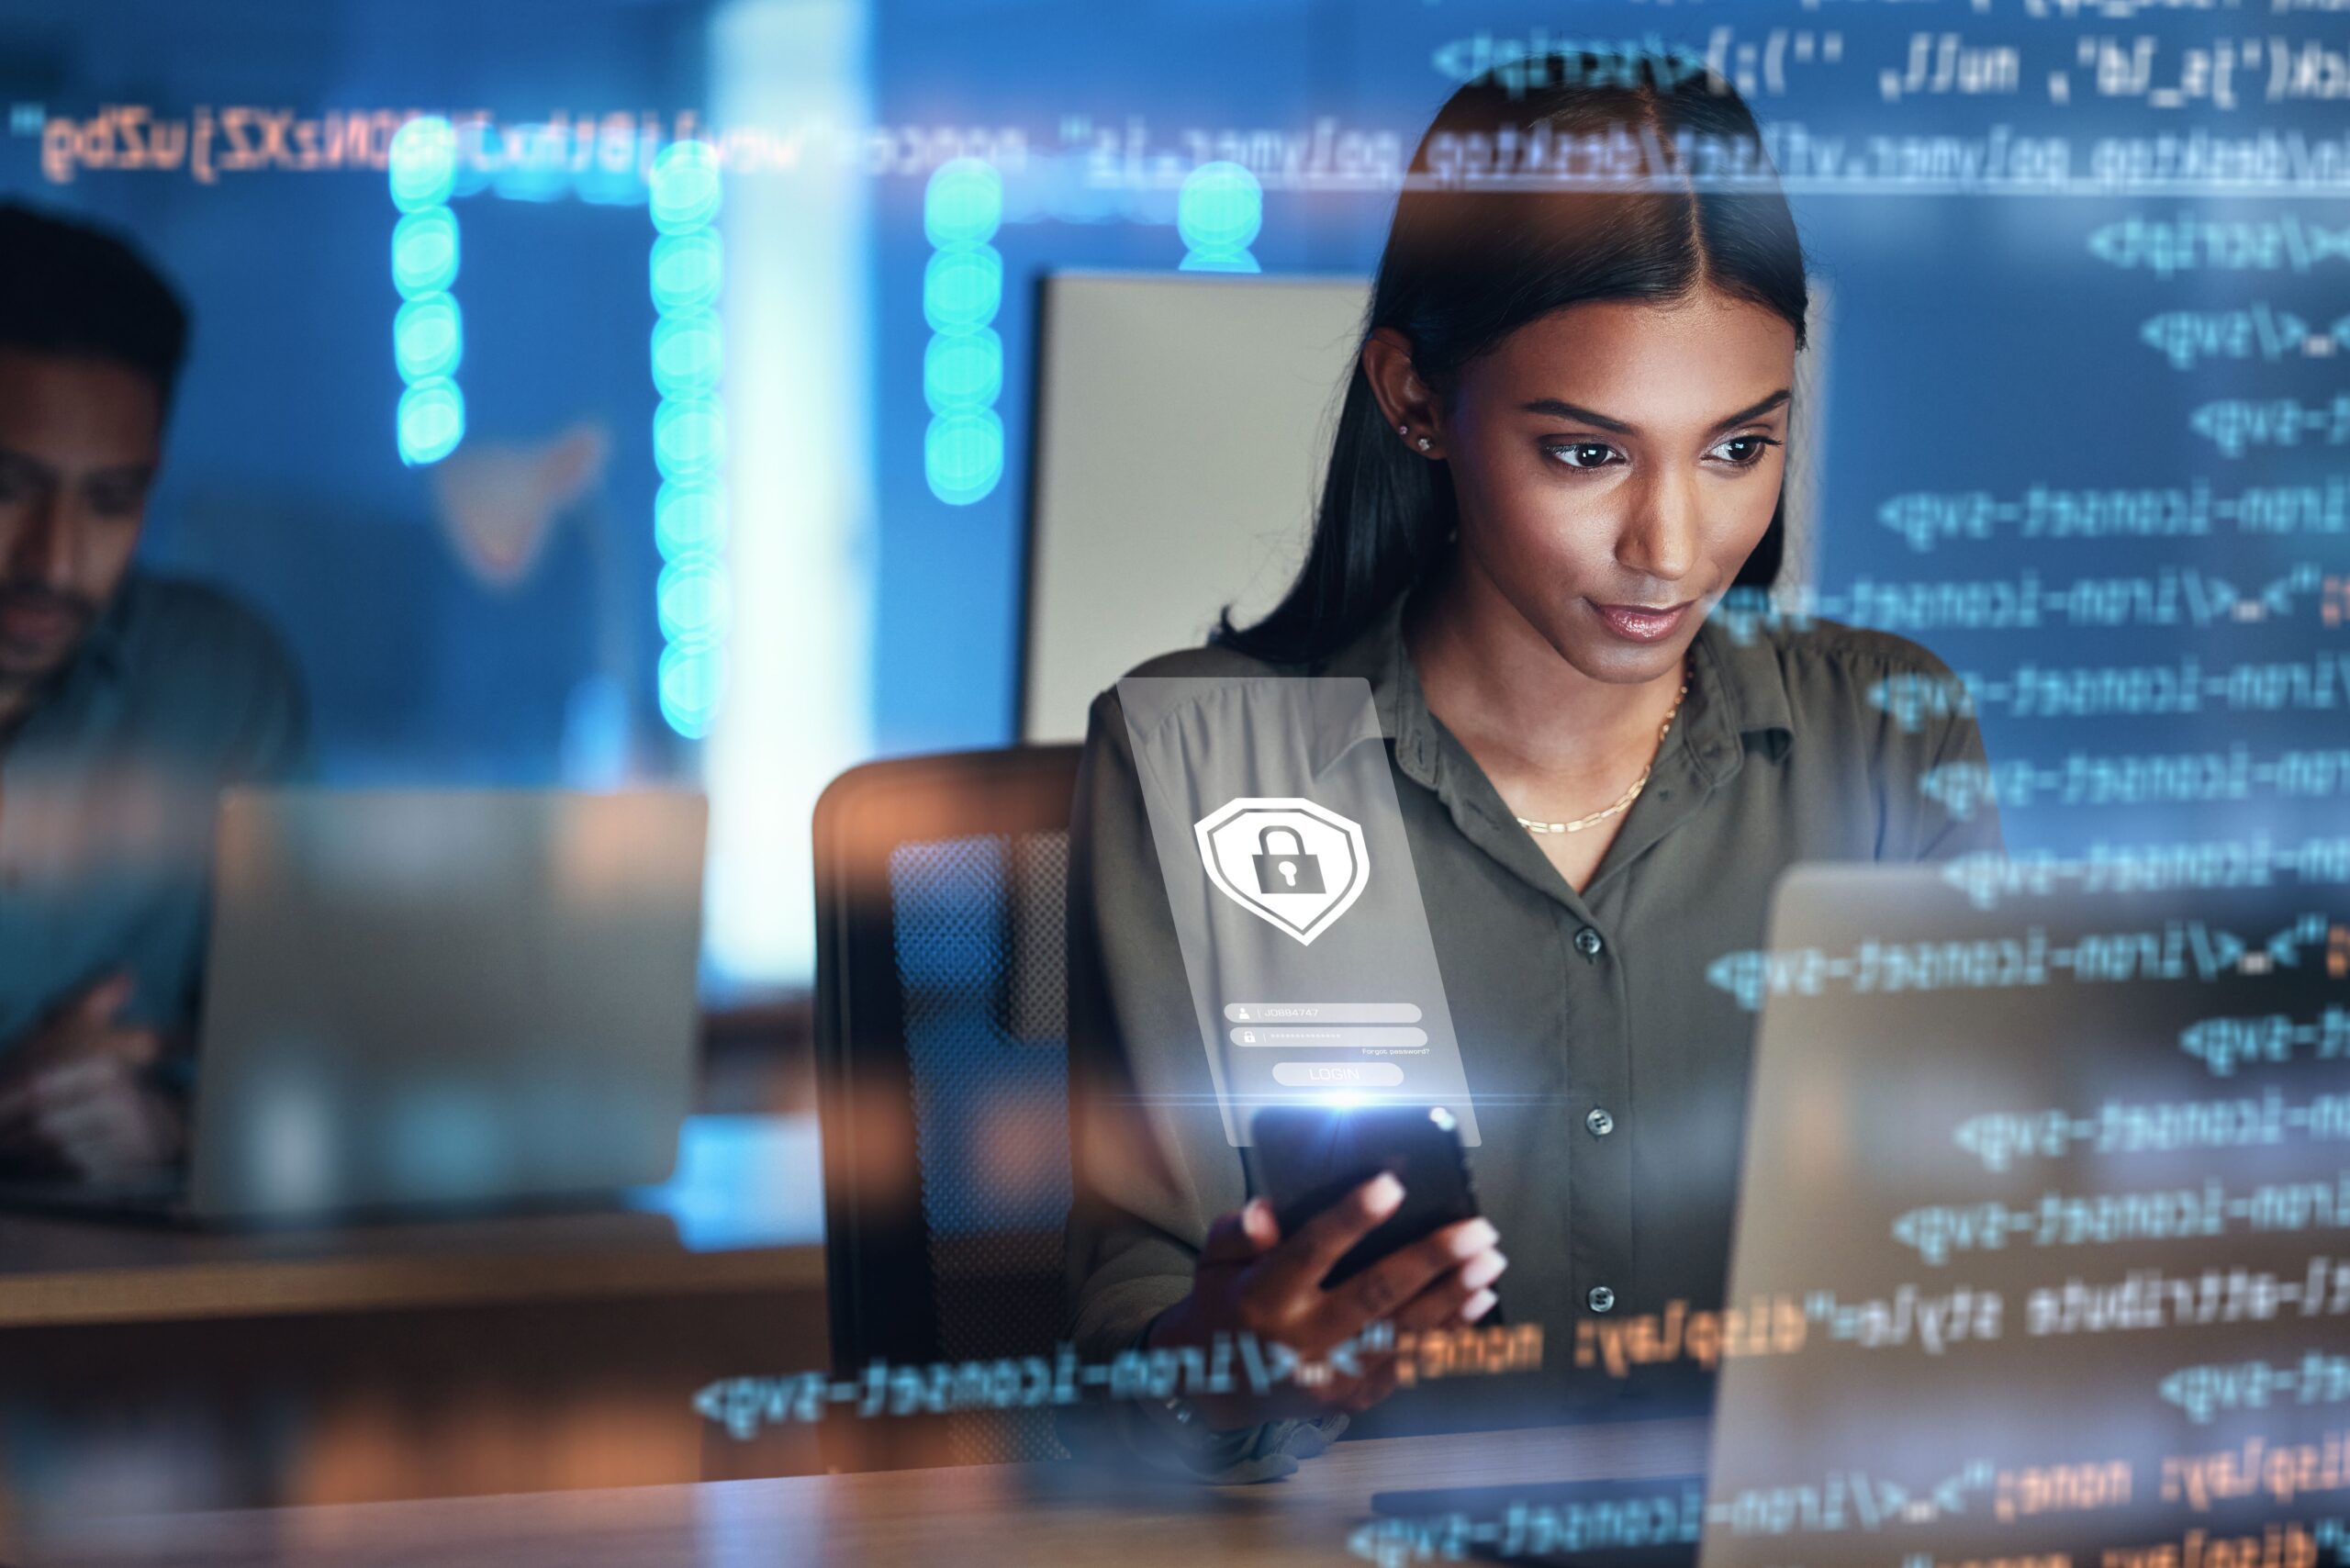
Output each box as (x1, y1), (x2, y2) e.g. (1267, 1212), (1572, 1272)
(1703, 863), (2349, 1568)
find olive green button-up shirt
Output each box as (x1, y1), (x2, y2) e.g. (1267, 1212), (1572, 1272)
(1060, 589), (2003, 1477)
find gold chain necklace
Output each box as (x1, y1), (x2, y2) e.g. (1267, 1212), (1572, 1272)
(1513, 674), (1691, 836)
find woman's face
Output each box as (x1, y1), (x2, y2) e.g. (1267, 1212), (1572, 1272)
(1437, 286), (1796, 686)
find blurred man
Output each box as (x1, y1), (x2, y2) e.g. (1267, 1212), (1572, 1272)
(0, 202), (308, 1181)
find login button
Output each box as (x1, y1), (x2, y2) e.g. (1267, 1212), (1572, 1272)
(1270, 1061), (1404, 1088)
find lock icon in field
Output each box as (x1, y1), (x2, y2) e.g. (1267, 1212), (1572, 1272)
(1251, 825), (1326, 895)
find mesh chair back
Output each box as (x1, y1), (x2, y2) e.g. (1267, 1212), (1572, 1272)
(812, 746), (1082, 1463)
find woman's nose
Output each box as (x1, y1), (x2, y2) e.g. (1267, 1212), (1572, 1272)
(1614, 470), (1701, 585)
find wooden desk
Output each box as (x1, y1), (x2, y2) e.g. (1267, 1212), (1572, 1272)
(0, 1117), (833, 1518)
(0, 1114), (825, 1327)
(23, 1418), (1711, 1568)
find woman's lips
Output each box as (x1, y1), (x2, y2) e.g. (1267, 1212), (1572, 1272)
(1588, 599), (1693, 643)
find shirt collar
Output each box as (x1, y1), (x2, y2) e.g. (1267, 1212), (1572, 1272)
(1305, 587), (1796, 783)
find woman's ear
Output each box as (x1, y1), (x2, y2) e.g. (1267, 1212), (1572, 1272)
(1360, 328), (1445, 460)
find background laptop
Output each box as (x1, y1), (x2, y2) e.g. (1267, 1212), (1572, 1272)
(1374, 861), (2350, 1568)
(0, 788), (707, 1225)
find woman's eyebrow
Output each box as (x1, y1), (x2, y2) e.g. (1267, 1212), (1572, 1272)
(1517, 388), (1792, 435)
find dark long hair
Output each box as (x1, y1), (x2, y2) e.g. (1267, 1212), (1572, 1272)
(1217, 50), (1809, 665)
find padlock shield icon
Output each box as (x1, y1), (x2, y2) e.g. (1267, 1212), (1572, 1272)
(1192, 797), (1370, 946)
(1250, 825), (1326, 895)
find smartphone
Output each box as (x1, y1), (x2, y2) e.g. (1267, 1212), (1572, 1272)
(1249, 1103), (1484, 1292)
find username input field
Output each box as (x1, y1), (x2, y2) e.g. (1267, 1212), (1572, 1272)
(1221, 1003), (1424, 1024)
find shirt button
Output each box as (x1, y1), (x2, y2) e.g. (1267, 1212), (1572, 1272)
(1585, 1106), (1615, 1137)
(1587, 1285), (1617, 1314)
(1573, 927), (1605, 958)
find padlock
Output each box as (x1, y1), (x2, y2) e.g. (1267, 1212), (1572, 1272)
(1251, 824), (1326, 894)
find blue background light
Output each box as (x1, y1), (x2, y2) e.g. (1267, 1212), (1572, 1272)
(392, 295), (464, 382)
(923, 409), (1004, 507)
(386, 116), (458, 214)
(391, 210), (460, 298)
(920, 246), (1002, 335)
(396, 378), (465, 467)
(650, 232), (723, 314)
(923, 157), (1003, 250)
(656, 553), (731, 645)
(657, 644), (724, 740)
(649, 140), (722, 235)
(922, 159), (1007, 507)
(655, 482), (728, 558)
(651, 313), (722, 399)
(922, 328), (1002, 414)
(648, 136), (729, 741)
(1178, 161), (1264, 272)
(653, 395), (725, 479)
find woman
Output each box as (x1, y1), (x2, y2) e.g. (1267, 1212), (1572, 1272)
(1062, 52), (2001, 1480)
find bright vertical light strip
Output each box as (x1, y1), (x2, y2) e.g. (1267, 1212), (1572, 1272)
(704, 0), (875, 987)
(650, 138), (729, 741)
(389, 117), (465, 465)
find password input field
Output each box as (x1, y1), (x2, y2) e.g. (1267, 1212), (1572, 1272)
(1228, 1026), (1430, 1049)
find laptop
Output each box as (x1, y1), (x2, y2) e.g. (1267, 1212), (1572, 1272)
(0, 788), (707, 1225)
(1372, 862), (2350, 1568)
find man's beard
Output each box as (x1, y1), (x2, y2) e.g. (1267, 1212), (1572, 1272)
(0, 583), (98, 680)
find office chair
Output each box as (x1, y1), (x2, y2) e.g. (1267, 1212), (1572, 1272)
(812, 745), (1083, 1466)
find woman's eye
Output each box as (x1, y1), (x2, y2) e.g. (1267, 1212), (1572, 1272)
(1545, 442), (1620, 470)
(1713, 434), (1783, 466)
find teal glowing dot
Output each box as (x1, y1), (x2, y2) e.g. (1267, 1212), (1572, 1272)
(393, 295), (464, 382)
(654, 396), (725, 479)
(489, 156), (569, 205)
(387, 117), (458, 213)
(1178, 250), (1261, 274)
(650, 231), (722, 314)
(651, 312), (722, 399)
(923, 409), (1004, 506)
(658, 643), (724, 738)
(1177, 161), (1263, 256)
(922, 327), (1002, 414)
(450, 153), (493, 200)
(922, 245), (1001, 335)
(655, 481), (728, 560)
(573, 157), (647, 207)
(649, 140), (722, 235)
(392, 209), (461, 298)
(656, 553), (731, 646)
(923, 158), (1002, 249)
(397, 378), (464, 466)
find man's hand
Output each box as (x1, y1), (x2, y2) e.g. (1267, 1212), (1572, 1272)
(0, 973), (185, 1180)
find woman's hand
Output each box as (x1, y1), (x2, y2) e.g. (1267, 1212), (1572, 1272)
(1144, 1173), (1506, 1432)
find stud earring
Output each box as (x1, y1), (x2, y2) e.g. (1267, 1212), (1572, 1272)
(1416, 436), (1433, 453)
(1397, 423), (1409, 437)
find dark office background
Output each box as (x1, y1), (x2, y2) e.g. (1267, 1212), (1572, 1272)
(2, 0), (2341, 991)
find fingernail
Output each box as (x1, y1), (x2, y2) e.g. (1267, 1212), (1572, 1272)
(1462, 1250), (1507, 1290)
(1367, 1172), (1405, 1213)
(1463, 1290), (1498, 1322)
(1451, 1219), (1499, 1258)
